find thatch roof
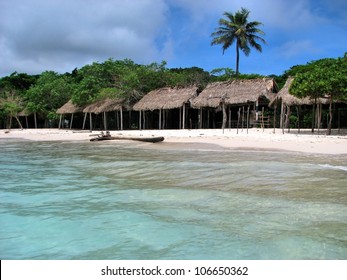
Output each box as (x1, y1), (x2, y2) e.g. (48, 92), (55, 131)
(133, 86), (198, 111)
(191, 78), (277, 108)
(82, 98), (126, 114)
(271, 77), (329, 106)
(274, 77), (312, 106)
(17, 109), (31, 117)
(57, 100), (85, 114)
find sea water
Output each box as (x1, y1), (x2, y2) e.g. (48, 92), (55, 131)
(0, 139), (346, 260)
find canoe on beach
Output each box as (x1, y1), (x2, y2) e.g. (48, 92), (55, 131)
(90, 135), (164, 143)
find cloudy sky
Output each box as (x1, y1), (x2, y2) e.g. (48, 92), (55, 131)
(1, 0), (346, 77)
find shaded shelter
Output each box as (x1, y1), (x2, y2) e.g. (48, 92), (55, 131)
(56, 100), (85, 129)
(191, 78), (277, 130)
(133, 86), (198, 129)
(17, 109), (30, 129)
(271, 77), (329, 133)
(82, 98), (128, 130)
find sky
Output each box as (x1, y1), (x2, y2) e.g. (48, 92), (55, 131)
(1, 0), (346, 77)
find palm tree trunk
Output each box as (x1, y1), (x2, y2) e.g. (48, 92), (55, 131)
(236, 40), (240, 78)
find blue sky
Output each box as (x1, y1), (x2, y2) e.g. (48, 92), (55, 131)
(1, 0), (346, 77)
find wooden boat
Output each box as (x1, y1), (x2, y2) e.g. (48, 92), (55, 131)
(90, 135), (164, 143)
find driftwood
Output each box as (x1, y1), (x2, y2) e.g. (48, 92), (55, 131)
(90, 134), (164, 143)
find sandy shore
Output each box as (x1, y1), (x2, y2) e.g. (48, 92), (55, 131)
(1, 128), (347, 155)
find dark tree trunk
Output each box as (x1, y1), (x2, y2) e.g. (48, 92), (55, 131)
(236, 40), (240, 79)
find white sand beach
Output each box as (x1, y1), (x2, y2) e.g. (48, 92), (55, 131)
(1, 128), (346, 155)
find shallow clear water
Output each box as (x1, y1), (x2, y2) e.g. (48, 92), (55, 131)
(0, 139), (346, 260)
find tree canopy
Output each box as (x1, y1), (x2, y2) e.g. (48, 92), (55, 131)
(290, 56), (347, 134)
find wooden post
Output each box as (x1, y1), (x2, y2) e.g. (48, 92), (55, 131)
(228, 107), (231, 129)
(199, 108), (202, 129)
(139, 110), (142, 130)
(89, 112), (92, 132)
(103, 112), (107, 131)
(242, 106), (245, 131)
(246, 105), (250, 134)
(25, 116), (29, 129)
(296, 106), (300, 134)
(281, 103), (285, 134)
(143, 111), (146, 129)
(159, 109), (162, 130)
(237, 107), (241, 134)
(222, 102), (226, 132)
(120, 107), (123, 130)
(70, 113), (74, 129)
(82, 112), (87, 130)
(58, 114), (63, 129)
(34, 112), (37, 129)
(182, 104), (186, 129)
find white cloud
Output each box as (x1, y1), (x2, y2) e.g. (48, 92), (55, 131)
(0, 0), (169, 75)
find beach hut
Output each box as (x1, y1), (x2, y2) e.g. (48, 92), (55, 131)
(133, 86), (198, 129)
(191, 78), (277, 130)
(56, 100), (85, 129)
(272, 77), (329, 133)
(82, 98), (127, 131)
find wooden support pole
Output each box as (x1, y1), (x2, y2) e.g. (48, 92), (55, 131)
(89, 112), (92, 132)
(139, 110), (142, 130)
(158, 109), (161, 129)
(246, 105), (250, 134)
(237, 107), (241, 134)
(120, 107), (123, 130)
(58, 114), (63, 129)
(82, 112), (87, 130)
(70, 113), (74, 129)
(34, 112), (37, 129)
(182, 104), (186, 129)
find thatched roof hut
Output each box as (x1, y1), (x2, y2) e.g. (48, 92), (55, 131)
(82, 98), (126, 114)
(133, 86), (198, 111)
(273, 77), (313, 106)
(56, 100), (85, 114)
(17, 109), (31, 117)
(191, 78), (277, 108)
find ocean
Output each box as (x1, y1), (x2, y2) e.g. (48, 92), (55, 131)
(0, 139), (346, 259)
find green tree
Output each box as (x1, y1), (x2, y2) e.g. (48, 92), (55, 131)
(0, 90), (24, 129)
(211, 7), (266, 78)
(25, 71), (73, 122)
(290, 56), (347, 135)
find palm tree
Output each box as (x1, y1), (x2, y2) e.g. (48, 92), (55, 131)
(211, 7), (266, 78)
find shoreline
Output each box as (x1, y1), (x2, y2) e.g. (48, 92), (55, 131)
(1, 128), (347, 155)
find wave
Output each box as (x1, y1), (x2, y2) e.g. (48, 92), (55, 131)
(318, 164), (347, 172)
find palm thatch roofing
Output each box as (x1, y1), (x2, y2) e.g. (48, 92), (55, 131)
(17, 109), (31, 117)
(273, 77), (312, 106)
(191, 78), (277, 108)
(56, 100), (85, 114)
(82, 98), (127, 114)
(271, 77), (329, 106)
(133, 86), (198, 111)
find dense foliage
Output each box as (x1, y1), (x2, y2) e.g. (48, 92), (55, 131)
(290, 55), (347, 134)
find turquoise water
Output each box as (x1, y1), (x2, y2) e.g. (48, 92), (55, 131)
(0, 139), (346, 260)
